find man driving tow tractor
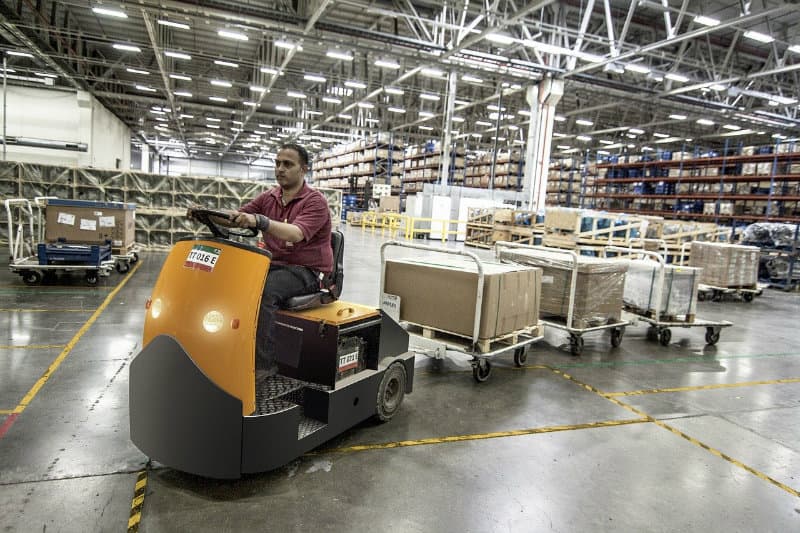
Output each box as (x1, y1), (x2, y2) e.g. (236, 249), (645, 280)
(188, 142), (333, 377)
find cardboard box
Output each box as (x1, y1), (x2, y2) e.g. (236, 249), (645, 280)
(689, 241), (759, 287)
(379, 195), (400, 213)
(624, 261), (702, 318)
(384, 257), (541, 340)
(45, 199), (135, 248)
(497, 249), (628, 328)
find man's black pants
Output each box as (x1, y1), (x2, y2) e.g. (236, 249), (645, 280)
(256, 264), (320, 371)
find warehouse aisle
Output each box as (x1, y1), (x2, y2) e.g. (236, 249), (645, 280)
(1, 225), (799, 532)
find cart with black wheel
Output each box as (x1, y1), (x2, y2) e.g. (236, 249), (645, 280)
(605, 246), (733, 347)
(111, 244), (141, 274)
(380, 241), (543, 382)
(678, 242), (762, 302)
(494, 242), (630, 356)
(5, 198), (114, 286)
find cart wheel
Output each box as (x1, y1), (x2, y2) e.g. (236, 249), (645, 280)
(610, 328), (623, 348)
(646, 326), (659, 341)
(659, 328), (672, 346)
(513, 346), (528, 367)
(375, 362), (407, 422)
(697, 291), (706, 302)
(712, 290), (723, 302)
(742, 292), (754, 302)
(705, 327), (720, 345)
(570, 335), (584, 356)
(472, 359), (492, 383)
(22, 270), (42, 285)
(130, 252), (139, 264)
(115, 261), (130, 274)
(85, 272), (99, 286)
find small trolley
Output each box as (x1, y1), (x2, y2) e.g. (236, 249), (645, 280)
(606, 246), (733, 346)
(380, 241), (543, 382)
(495, 242), (630, 356)
(679, 242), (762, 302)
(5, 198), (114, 285)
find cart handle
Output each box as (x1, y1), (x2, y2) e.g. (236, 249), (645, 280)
(380, 240), (486, 352)
(493, 242), (580, 330)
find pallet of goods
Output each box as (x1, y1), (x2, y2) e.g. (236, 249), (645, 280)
(623, 262), (702, 323)
(688, 241), (760, 289)
(542, 207), (646, 254)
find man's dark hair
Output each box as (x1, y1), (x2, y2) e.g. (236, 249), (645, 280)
(280, 143), (310, 167)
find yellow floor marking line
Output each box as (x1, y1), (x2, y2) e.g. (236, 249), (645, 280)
(0, 410), (13, 415)
(0, 309), (93, 313)
(11, 262), (142, 415)
(127, 467), (149, 533)
(0, 344), (66, 350)
(547, 366), (800, 499)
(316, 418), (647, 455)
(607, 378), (800, 397)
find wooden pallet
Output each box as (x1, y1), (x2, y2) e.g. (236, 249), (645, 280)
(406, 322), (541, 354)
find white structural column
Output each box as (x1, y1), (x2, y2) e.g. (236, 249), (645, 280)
(438, 69), (458, 185)
(140, 144), (150, 172)
(523, 78), (564, 211)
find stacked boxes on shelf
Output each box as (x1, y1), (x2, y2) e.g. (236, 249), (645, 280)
(463, 150), (524, 189)
(402, 144), (465, 193)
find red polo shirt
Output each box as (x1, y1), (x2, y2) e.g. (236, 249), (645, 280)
(241, 182), (333, 273)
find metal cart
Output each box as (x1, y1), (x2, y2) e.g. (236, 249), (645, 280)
(606, 246), (733, 346)
(495, 242), (629, 356)
(111, 245), (141, 273)
(380, 241), (543, 382)
(5, 198), (114, 286)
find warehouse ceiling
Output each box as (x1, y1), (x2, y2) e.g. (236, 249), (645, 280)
(0, 0), (799, 163)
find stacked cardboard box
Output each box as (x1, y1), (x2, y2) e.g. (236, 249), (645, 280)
(497, 249), (628, 328)
(689, 241), (760, 287)
(624, 261), (702, 318)
(45, 199), (136, 249)
(383, 257), (541, 341)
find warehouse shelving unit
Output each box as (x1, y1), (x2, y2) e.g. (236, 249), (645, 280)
(311, 135), (403, 209)
(590, 143), (800, 224)
(463, 150), (524, 191)
(0, 161), (341, 248)
(401, 145), (465, 195)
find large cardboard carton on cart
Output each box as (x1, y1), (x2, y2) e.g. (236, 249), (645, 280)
(689, 241), (759, 288)
(45, 199), (136, 249)
(497, 249), (628, 329)
(383, 257), (541, 340)
(624, 261), (702, 319)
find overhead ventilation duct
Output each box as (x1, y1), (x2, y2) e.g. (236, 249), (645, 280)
(1, 136), (88, 151)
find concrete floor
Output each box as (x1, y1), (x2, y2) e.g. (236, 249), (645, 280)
(1, 224), (799, 532)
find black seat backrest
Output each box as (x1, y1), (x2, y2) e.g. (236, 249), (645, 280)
(327, 229), (344, 298)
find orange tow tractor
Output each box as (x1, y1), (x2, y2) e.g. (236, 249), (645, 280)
(129, 208), (414, 479)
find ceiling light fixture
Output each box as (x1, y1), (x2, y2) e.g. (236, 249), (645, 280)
(475, 120), (493, 126)
(209, 96), (228, 103)
(173, 91), (193, 97)
(357, 102), (374, 109)
(723, 124), (741, 130)
(420, 93), (440, 101)
(126, 68), (149, 75)
(206, 117), (221, 122)
(665, 73), (689, 82)
(629, 128), (645, 134)
(384, 87), (404, 95)
(92, 7), (127, 18)
(485, 33), (516, 45)
(136, 85), (157, 92)
(624, 63), (650, 74)
(260, 67), (279, 75)
(461, 74), (483, 83)
(250, 85), (267, 93)
(575, 119), (594, 126)
(165, 51), (191, 60)
(169, 73), (191, 81)
(322, 96), (342, 104)
(337, 114), (352, 119)
(694, 15), (720, 26)
(275, 105), (293, 112)
(274, 40), (299, 50)
(374, 59), (400, 69)
(669, 114), (687, 120)
(6, 51), (34, 57)
(214, 60), (238, 68)
(113, 43), (141, 53)
(211, 80), (232, 88)
(743, 30), (774, 44)
(387, 107), (406, 113)
(576, 135), (592, 142)
(344, 80), (367, 89)
(304, 74), (326, 83)
(287, 90), (306, 98)
(653, 132), (670, 138)
(696, 118), (714, 125)
(326, 50), (353, 61)
(554, 115), (566, 122)
(420, 67), (444, 78)
(218, 29), (248, 41)
(157, 19), (190, 30)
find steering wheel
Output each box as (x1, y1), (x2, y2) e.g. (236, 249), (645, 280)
(191, 208), (259, 239)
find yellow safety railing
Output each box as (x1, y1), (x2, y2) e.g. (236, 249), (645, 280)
(403, 216), (463, 242)
(359, 211), (408, 239)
